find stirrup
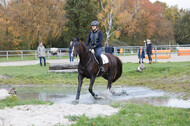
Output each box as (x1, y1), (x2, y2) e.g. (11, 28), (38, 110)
(100, 66), (105, 73)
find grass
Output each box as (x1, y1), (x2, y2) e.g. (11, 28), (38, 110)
(0, 62), (189, 97)
(65, 115), (80, 122)
(0, 62), (189, 125)
(72, 104), (190, 126)
(0, 95), (48, 109)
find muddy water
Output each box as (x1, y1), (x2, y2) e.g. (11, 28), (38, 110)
(1, 85), (190, 108)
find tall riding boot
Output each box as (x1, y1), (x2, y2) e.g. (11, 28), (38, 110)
(97, 56), (105, 73)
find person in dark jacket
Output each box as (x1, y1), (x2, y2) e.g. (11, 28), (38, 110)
(138, 47), (145, 64)
(146, 39), (153, 64)
(69, 41), (74, 62)
(85, 21), (105, 73)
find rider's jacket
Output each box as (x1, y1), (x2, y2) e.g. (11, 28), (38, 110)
(85, 30), (103, 48)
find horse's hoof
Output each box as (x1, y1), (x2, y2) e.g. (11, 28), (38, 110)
(72, 100), (79, 105)
(94, 94), (102, 99)
(76, 95), (80, 100)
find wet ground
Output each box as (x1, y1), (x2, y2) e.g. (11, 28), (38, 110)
(1, 85), (190, 108)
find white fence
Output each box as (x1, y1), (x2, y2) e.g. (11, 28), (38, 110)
(0, 44), (190, 61)
(0, 49), (69, 61)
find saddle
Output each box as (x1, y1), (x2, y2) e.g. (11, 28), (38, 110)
(90, 49), (109, 64)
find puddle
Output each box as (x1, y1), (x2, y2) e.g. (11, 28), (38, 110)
(0, 85), (189, 108)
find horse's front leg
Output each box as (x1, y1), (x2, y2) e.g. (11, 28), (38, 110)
(76, 74), (84, 100)
(89, 76), (99, 99)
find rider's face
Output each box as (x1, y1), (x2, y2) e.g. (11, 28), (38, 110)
(92, 26), (97, 31)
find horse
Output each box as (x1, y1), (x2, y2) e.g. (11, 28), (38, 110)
(71, 37), (122, 100)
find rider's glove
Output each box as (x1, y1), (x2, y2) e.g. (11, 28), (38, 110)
(90, 45), (94, 49)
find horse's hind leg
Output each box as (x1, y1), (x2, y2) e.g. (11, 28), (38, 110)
(89, 76), (98, 99)
(76, 74), (84, 100)
(107, 71), (114, 90)
(107, 78), (112, 90)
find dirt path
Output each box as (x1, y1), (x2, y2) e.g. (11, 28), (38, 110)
(0, 54), (190, 66)
(0, 103), (119, 126)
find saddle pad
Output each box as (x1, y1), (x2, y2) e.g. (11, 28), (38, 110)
(101, 54), (109, 64)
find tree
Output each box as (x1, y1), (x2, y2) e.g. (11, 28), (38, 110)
(115, 0), (175, 45)
(116, 0), (159, 45)
(64, 0), (98, 42)
(0, 0), (12, 50)
(175, 10), (190, 44)
(154, 1), (189, 44)
(0, 0), (66, 50)
(98, 0), (140, 46)
(99, 0), (139, 46)
(9, 0), (66, 49)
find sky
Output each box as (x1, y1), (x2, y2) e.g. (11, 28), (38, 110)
(150, 0), (190, 9)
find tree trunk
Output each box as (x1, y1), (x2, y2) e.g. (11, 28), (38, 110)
(48, 69), (78, 73)
(49, 62), (78, 70)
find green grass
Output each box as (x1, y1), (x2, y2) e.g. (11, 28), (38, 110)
(0, 62), (189, 97)
(72, 104), (190, 126)
(65, 115), (80, 122)
(0, 95), (47, 109)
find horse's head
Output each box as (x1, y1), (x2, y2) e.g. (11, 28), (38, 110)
(71, 37), (81, 58)
(71, 37), (89, 58)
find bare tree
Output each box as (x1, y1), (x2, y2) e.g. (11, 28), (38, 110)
(100, 0), (139, 46)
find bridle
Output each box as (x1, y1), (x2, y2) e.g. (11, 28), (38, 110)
(71, 42), (94, 70)
(71, 42), (90, 56)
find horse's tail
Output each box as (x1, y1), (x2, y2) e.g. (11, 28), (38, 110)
(112, 57), (122, 83)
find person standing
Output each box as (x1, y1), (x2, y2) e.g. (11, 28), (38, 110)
(69, 41), (74, 62)
(37, 42), (46, 66)
(146, 39), (153, 64)
(85, 20), (105, 73)
(138, 46), (145, 64)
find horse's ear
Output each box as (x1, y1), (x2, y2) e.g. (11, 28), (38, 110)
(76, 37), (80, 42)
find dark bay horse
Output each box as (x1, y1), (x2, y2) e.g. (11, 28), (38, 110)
(71, 37), (122, 99)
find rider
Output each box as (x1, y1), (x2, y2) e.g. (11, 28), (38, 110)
(85, 21), (105, 73)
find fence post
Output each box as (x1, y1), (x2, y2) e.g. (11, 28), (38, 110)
(114, 47), (117, 55)
(35, 50), (37, 59)
(21, 50), (23, 60)
(59, 50), (61, 59)
(155, 46), (157, 63)
(6, 51), (8, 61)
(48, 50), (50, 59)
(131, 49), (133, 54)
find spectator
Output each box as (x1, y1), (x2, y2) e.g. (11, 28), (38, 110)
(37, 42), (46, 66)
(138, 46), (145, 64)
(69, 41), (74, 62)
(146, 39), (153, 64)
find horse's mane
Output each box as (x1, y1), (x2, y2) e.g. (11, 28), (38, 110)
(80, 41), (88, 51)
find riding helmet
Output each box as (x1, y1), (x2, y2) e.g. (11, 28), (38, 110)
(91, 21), (99, 26)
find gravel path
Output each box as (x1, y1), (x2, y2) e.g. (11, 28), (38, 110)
(0, 103), (119, 126)
(0, 54), (189, 66)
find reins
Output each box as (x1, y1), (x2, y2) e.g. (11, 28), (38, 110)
(73, 42), (97, 70)
(79, 57), (92, 70)
(77, 45), (93, 69)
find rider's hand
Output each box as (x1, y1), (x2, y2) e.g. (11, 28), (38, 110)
(90, 45), (94, 49)
(93, 45), (96, 48)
